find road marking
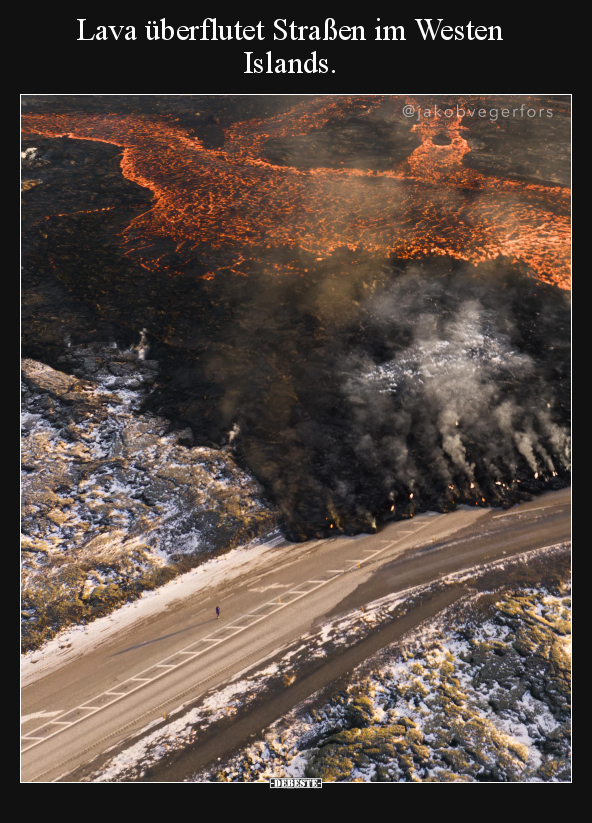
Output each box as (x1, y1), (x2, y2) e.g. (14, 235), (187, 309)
(33, 540), (565, 783)
(21, 710), (63, 725)
(493, 506), (549, 518)
(248, 583), (291, 593)
(21, 516), (442, 754)
(248, 540), (326, 583)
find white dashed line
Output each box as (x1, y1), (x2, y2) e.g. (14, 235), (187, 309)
(22, 517), (441, 754)
(493, 506), (549, 518)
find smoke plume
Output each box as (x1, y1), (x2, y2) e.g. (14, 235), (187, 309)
(145, 253), (570, 539)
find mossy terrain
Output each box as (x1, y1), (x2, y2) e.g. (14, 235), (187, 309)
(21, 554), (178, 653)
(211, 572), (571, 783)
(21, 350), (277, 653)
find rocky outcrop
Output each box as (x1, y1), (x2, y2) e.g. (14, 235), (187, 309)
(208, 569), (571, 783)
(21, 344), (278, 651)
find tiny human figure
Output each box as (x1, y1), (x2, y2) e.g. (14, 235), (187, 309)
(216, 606), (220, 619)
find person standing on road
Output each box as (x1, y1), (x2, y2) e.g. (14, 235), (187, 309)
(216, 606), (220, 619)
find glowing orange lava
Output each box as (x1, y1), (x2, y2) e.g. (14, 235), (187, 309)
(21, 96), (571, 289)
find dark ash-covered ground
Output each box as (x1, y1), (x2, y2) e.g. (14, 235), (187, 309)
(22, 98), (570, 541)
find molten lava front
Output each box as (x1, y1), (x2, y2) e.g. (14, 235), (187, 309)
(21, 95), (570, 289)
(21, 95), (571, 539)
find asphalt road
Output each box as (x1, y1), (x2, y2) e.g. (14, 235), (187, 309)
(21, 487), (570, 782)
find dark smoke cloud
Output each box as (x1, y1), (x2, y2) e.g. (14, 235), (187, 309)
(145, 253), (570, 540)
(21, 103), (571, 544)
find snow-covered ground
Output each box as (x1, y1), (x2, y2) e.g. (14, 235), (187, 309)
(80, 543), (570, 783)
(204, 578), (570, 782)
(21, 345), (277, 652)
(21, 532), (284, 687)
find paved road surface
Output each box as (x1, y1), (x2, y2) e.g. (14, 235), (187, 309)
(21, 487), (570, 782)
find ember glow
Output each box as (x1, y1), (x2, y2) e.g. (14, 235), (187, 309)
(21, 95), (570, 288)
(21, 95), (571, 539)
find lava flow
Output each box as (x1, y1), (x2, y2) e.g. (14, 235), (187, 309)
(21, 95), (570, 289)
(21, 96), (571, 539)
